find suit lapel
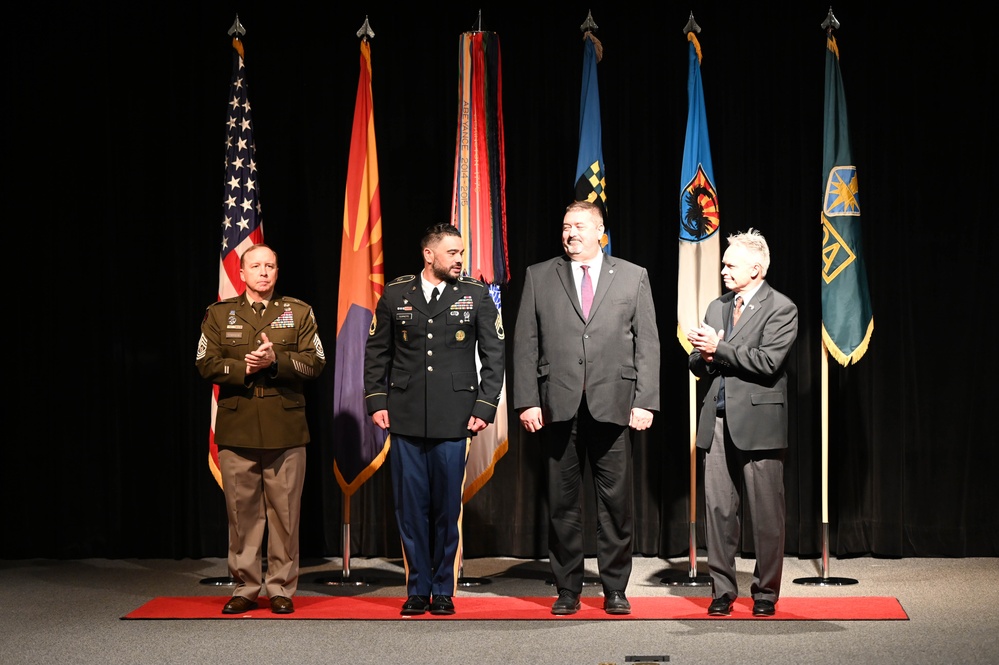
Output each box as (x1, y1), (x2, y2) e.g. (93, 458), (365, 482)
(405, 282), (429, 316)
(556, 258), (585, 320)
(588, 255), (616, 319)
(730, 282), (770, 338)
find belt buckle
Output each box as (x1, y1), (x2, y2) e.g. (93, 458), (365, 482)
(253, 385), (266, 398)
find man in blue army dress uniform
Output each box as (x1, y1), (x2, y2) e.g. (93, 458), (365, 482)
(196, 243), (325, 615)
(364, 223), (505, 616)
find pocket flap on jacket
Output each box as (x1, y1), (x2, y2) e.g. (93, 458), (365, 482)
(452, 372), (478, 392)
(751, 392), (784, 406)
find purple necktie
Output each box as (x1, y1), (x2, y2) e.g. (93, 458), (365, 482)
(581, 265), (593, 320)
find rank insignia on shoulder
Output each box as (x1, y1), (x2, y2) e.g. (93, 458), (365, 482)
(388, 274), (416, 286)
(369, 312), (378, 336)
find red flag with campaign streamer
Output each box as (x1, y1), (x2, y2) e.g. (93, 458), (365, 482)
(450, 30), (509, 502)
(332, 38), (389, 496)
(209, 36), (265, 488)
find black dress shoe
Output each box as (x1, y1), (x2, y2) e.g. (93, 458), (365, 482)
(551, 589), (581, 615)
(401, 595), (431, 615)
(222, 596), (258, 614)
(430, 595), (455, 615)
(603, 590), (631, 615)
(752, 599), (776, 616)
(270, 596), (295, 614)
(707, 595), (734, 616)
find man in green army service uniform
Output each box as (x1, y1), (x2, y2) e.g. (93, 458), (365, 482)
(196, 243), (325, 615)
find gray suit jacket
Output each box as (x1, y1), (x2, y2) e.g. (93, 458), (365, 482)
(513, 253), (660, 426)
(688, 281), (798, 451)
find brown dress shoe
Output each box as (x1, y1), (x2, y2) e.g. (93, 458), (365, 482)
(222, 596), (258, 614)
(270, 596), (295, 614)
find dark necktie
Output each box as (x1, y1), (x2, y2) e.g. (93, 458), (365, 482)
(252, 301), (265, 317)
(580, 265), (593, 320)
(428, 287), (438, 306)
(732, 295), (743, 327)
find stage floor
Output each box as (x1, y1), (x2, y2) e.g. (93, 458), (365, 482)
(2, 555), (996, 665)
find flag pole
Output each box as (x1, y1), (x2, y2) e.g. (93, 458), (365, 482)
(793, 342), (857, 585)
(200, 14), (253, 588)
(794, 7), (859, 586)
(662, 11), (712, 587)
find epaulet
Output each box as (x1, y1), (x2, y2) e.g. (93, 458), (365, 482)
(387, 274), (416, 286)
(209, 297), (239, 308)
(458, 275), (485, 287)
(279, 296), (308, 306)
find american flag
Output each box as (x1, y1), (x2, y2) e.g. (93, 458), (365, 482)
(208, 37), (265, 487)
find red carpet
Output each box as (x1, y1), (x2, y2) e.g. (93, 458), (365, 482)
(122, 595), (907, 621)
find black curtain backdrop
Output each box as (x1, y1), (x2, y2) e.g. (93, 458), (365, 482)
(6, 4), (996, 560)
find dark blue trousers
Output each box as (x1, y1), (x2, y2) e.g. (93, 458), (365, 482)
(390, 434), (468, 597)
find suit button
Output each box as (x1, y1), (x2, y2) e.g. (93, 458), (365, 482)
(428, 333), (434, 339)
(428, 366), (434, 372)
(427, 350), (433, 356)
(578, 358), (583, 364)
(428, 318), (434, 323)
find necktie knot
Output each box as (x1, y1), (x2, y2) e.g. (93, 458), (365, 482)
(252, 301), (265, 316)
(733, 296), (743, 326)
(427, 287), (438, 305)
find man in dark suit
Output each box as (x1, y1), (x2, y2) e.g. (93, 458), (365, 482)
(514, 200), (660, 615)
(364, 223), (505, 616)
(687, 228), (798, 617)
(196, 243), (326, 615)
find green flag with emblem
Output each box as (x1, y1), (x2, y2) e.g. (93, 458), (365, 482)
(821, 32), (873, 365)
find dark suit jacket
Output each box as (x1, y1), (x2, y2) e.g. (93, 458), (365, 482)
(688, 281), (798, 451)
(513, 254), (660, 426)
(196, 293), (326, 449)
(364, 274), (505, 439)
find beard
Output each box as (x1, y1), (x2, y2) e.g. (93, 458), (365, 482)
(432, 260), (460, 283)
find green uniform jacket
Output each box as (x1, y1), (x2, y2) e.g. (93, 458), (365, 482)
(196, 293), (326, 449)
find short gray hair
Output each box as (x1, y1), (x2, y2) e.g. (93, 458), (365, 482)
(727, 228), (770, 276)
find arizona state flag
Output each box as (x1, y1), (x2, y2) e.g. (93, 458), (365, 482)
(575, 30), (611, 255)
(677, 31), (720, 353)
(332, 39), (388, 496)
(821, 32), (873, 365)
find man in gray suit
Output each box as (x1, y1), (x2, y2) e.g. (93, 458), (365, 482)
(687, 228), (798, 617)
(514, 200), (660, 616)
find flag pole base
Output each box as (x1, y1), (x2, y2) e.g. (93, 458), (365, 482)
(313, 522), (381, 586)
(545, 577), (601, 587)
(457, 576), (492, 587)
(661, 522), (712, 586)
(793, 522), (858, 586)
(199, 575), (237, 586)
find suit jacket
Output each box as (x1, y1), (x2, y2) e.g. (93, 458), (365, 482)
(688, 281), (798, 451)
(364, 274), (505, 439)
(513, 254), (660, 426)
(196, 293), (326, 449)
